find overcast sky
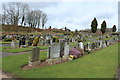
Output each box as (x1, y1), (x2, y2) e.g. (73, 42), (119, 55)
(0, 0), (118, 31)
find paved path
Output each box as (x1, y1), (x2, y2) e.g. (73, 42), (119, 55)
(86, 36), (101, 42)
(1, 49), (47, 57)
(0, 43), (19, 46)
(115, 65), (120, 80)
(0, 70), (12, 78)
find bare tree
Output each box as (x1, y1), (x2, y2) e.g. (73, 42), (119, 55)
(1, 2), (48, 29)
(41, 12), (47, 29)
(2, 2), (29, 25)
(26, 10), (42, 28)
(20, 3), (29, 26)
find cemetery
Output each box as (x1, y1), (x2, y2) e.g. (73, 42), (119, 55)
(0, 2), (119, 79)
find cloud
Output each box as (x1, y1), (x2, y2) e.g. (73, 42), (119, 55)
(0, 1), (118, 31)
(40, 2), (117, 31)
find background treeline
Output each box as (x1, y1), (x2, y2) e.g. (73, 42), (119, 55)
(0, 2), (47, 29)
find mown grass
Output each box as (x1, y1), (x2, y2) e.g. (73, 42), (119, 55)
(2, 42), (118, 78)
(0, 41), (19, 44)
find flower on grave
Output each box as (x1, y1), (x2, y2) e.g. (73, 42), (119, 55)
(69, 48), (81, 59)
(33, 37), (39, 46)
(53, 36), (59, 43)
(69, 55), (74, 59)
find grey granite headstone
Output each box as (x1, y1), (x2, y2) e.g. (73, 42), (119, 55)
(31, 47), (40, 62)
(102, 41), (107, 48)
(64, 43), (70, 57)
(50, 43), (60, 59)
(89, 43), (92, 50)
(60, 41), (65, 57)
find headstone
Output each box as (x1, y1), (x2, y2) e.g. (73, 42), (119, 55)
(63, 43), (70, 58)
(84, 44), (89, 54)
(78, 42), (84, 49)
(49, 43), (60, 59)
(19, 38), (22, 47)
(96, 42), (100, 49)
(47, 47), (51, 59)
(21, 37), (26, 45)
(99, 41), (103, 48)
(50, 39), (52, 44)
(60, 41), (65, 57)
(92, 43), (95, 50)
(11, 41), (15, 48)
(28, 37), (33, 46)
(89, 43), (92, 50)
(102, 41), (107, 48)
(31, 47), (40, 62)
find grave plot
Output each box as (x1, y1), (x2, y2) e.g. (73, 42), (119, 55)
(22, 43), (71, 69)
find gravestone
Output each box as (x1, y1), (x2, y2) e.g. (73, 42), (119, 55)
(107, 40), (110, 46)
(47, 47), (51, 59)
(28, 37), (33, 46)
(72, 38), (75, 43)
(50, 39), (52, 44)
(49, 43), (60, 59)
(102, 41), (107, 48)
(31, 47), (40, 62)
(21, 37), (26, 45)
(28, 47), (40, 66)
(105, 40), (109, 46)
(99, 41), (103, 48)
(78, 42), (84, 50)
(96, 42), (100, 49)
(60, 41), (65, 57)
(84, 44), (89, 54)
(89, 43), (92, 50)
(92, 43), (95, 50)
(63, 43), (70, 58)
(19, 38), (22, 47)
(11, 41), (15, 48)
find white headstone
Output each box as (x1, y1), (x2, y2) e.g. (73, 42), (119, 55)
(78, 42), (84, 49)
(99, 41), (103, 48)
(11, 41), (15, 47)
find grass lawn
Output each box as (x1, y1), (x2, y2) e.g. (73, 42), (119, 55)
(69, 42), (78, 46)
(94, 36), (117, 41)
(0, 41), (19, 44)
(2, 45), (49, 53)
(2, 42), (118, 78)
